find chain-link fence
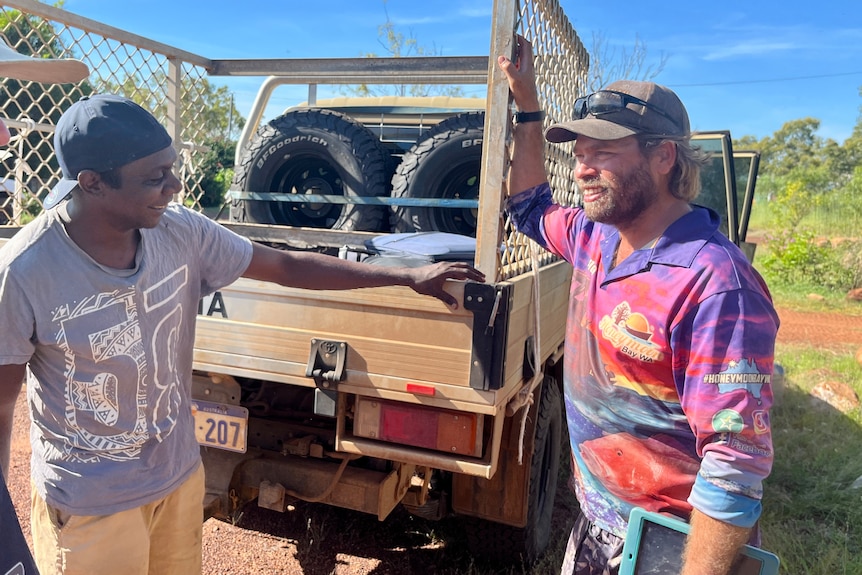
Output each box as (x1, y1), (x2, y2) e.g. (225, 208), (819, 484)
(0, 0), (213, 225)
(496, 0), (587, 279)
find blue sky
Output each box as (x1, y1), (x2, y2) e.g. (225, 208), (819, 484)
(63, 0), (862, 144)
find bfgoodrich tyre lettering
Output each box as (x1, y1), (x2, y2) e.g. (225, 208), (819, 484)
(231, 108), (390, 231)
(390, 111), (484, 237)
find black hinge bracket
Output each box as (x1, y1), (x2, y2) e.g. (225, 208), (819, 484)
(464, 282), (512, 391)
(306, 339), (348, 389)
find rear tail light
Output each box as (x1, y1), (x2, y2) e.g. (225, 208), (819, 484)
(354, 397), (483, 457)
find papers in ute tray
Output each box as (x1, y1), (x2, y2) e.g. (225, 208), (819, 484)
(364, 232), (476, 262)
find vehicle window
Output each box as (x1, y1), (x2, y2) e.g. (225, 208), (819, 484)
(692, 131), (739, 245)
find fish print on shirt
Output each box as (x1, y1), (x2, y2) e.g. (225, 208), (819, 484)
(566, 298), (697, 531)
(579, 432), (698, 514)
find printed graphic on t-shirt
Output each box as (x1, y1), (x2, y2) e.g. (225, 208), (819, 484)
(578, 431), (698, 514)
(54, 267), (188, 462)
(712, 409), (744, 433)
(703, 358), (771, 404)
(598, 302), (664, 362)
(752, 410), (770, 434)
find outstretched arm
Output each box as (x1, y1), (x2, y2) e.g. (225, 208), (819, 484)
(242, 243), (485, 309)
(497, 35), (549, 195)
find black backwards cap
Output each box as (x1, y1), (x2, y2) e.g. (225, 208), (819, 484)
(44, 94), (172, 209)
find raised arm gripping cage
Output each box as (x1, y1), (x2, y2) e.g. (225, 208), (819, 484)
(487, 0), (587, 281)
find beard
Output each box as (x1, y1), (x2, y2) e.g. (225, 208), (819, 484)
(578, 161), (658, 226)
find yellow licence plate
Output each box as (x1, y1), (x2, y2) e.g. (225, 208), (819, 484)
(192, 399), (248, 453)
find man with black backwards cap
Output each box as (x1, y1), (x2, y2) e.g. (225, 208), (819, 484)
(498, 37), (778, 575)
(0, 37), (89, 575)
(0, 92), (484, 574)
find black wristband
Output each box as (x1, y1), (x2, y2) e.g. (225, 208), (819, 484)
(515, 110), (544, 124)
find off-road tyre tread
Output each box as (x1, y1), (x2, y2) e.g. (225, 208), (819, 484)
(389, 111), (484, 236)
(231, 108), (390, 231)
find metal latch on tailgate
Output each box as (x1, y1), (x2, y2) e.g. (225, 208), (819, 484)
(306, 339), (348, 389)
(463, 282), (512, 391)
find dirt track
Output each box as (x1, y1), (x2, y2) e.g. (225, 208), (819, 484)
(5, 305), (859, 574)
(773, 306), (862, 349)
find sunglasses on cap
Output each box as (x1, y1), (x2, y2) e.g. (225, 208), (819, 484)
(574, 90), (682, 131)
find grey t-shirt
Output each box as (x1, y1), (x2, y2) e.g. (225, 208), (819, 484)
(0, 204), (253, 515)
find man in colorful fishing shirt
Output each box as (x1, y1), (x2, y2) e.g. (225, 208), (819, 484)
(498, 36), (778, 575)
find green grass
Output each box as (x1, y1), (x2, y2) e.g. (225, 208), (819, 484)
(759, 280), (862, 315)
(762, 342), (862, 574)
(748, 242), (862, 315)
(748, 198), (862, 241)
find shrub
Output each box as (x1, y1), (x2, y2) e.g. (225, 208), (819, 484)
(759, 230), (861, 291)
(198, 138), (236, 208)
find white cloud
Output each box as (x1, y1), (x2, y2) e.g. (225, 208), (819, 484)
(459, 7), (493, 18)
(703, 41), (796, 61)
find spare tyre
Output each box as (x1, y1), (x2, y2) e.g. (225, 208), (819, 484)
(390, 111), (484, 237)
(231, 108), (391, 231)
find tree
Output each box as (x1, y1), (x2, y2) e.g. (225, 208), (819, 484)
(0, 8), (96, 216)
(732, 119), (830, 233)
(196, 137), (235, 209)
(99, 75), (244, 210)
(758, 118), (829, 177)
(733, 134), (760, 150)
(834, 86), (862, 176)
(101, 74), (244, 143)
(768, 165), (830, 231)
(0, 7), (93, 122)
(586, 31), (668, 92)
(343, 3), (668, 99)
(342, 0), (464, 98)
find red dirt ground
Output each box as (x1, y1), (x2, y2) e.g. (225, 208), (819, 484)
(4, 305), (860, 574)
(773, 306), (862, 349)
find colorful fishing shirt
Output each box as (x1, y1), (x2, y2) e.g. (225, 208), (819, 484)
(507, 182), (778, 537)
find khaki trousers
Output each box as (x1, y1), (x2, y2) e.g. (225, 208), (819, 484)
(31, 463), (204, 575)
